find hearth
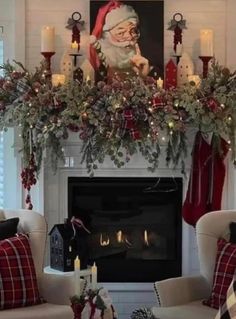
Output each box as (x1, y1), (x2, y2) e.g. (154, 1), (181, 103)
(68, 177), (182, 282)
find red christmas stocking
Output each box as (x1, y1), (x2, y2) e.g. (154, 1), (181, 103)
(206, 137), (228, 212)
(182, 131), (212, 227)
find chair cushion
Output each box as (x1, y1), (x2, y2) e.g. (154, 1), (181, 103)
(203, 238), (236, 309)
(0, 217), (19, 240)
(151, 300), (217, 319)
(0, 234), (42, 309)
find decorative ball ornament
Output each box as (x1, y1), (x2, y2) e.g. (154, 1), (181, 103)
(131, 307), (155, 319)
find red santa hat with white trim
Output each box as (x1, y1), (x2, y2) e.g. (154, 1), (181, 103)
(90, 0), (139, 70)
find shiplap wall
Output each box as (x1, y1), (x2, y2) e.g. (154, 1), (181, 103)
(25, 0), (228, 73)
(24, 1), (234, 318)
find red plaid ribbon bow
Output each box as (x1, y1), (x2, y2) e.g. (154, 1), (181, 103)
(123, 109), (140, 140)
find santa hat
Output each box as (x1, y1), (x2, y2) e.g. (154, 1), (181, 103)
(90, 0), (139, 70)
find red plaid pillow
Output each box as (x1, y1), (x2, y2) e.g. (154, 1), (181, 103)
(203, 238), (236, 309)
(0, 234), (42, 309)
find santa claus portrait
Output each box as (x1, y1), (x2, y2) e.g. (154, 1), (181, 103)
(90, 0), (163, 80)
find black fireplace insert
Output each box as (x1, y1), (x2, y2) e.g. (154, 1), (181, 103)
(68, 177), (182, 282)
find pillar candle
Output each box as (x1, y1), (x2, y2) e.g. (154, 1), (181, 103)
(51, 74), (66, 87)
(91, 262), (97, 290)
(74, 256), (81, 296)
(176, 43), (183, 56)
(71, 41), (79, 54)
(41, 26), (55, 52)
(156, 77), (163, 89)
(200, 29), (213, 57)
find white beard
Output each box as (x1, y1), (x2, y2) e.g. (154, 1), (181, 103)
(99, 33), (136, 70)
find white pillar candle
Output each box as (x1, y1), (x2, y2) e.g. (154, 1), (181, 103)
(51, 74), (66, 87)
(74, 256), (81, 296)
(41, 26), (55, 52)
(91, 262), (97, 290)
(176, 43), (183, 56)
(71, 41), (79, 54)
(156, 77), (163, 89)
(200, 29), (213, 56)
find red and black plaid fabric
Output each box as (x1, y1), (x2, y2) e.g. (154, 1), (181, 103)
(203, 238), (236, 309)
(0, 234), (41, 309)
(215, 275), (236, 319)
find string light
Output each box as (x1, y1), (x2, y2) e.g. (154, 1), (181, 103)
(168, 121), (174, 128)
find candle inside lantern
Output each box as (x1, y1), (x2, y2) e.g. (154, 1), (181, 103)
(156, 77), (164, 89)
(41, 26), (55, 52)
(74, 256), (81, 296)
(51, 74), (66, 87)
(91, 262), (97, 290)
(200, 29), (213, 57)
(188, 75), (201, 87)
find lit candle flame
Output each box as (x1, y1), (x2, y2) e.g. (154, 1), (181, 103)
(100, 234), (110, 246)
(144, 230), (149, 246)
(117, 230), (122, 243)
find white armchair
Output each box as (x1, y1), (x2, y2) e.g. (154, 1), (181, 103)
(152, 210), (236, 319)
(0, 209), (86, 319)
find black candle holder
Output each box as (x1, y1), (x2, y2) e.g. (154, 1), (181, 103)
(199, 56), (213, 78)
(69, 53), (83, 83)
(41, 51), (55, 75)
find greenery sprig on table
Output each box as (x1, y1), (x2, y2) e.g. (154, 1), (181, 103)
(0, 60), (236, 208)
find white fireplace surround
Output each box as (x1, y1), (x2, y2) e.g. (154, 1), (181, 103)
(38, 128), (235, 274)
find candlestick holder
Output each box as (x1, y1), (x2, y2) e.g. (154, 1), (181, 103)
(41, 51), (55, 75)
(69, 53), (82, 68)
(69, 53), (83, 83)
(172, 54), (181, 65)
(199, 56), (213, 78)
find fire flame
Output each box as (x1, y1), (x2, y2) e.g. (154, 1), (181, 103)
(144, 230), (149, 246)
(100, 234), (110, 246)
(117, 230), (123, 243)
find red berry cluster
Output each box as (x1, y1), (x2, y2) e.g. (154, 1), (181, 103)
(21, 154), (37, 210)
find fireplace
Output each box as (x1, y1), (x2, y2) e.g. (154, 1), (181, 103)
(68, 177), (183, 282)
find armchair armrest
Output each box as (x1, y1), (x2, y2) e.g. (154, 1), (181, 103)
(38, 272), (86, 305)
(154, 275), (211, 307)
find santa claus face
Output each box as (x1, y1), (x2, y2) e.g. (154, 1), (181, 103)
(108, 19), (140, 47)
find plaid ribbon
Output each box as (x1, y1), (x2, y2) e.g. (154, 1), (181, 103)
(17, 77), (31, 93)
(123, 109), (140, 140)
(152, 97), (165, 109)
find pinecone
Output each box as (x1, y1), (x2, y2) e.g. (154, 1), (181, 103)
(131, 307), (155, 319)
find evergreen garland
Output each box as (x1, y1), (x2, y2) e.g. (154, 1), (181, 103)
(0, 60), (236, 207)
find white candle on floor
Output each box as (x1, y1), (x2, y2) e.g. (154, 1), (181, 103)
(91, 262), (97, 290)
(74, 256), (80, 296)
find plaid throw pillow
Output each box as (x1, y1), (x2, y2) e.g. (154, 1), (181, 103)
(203, 239), (236, 309)
(0, 234), (42, 309)
(215, 275), (236, 319)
